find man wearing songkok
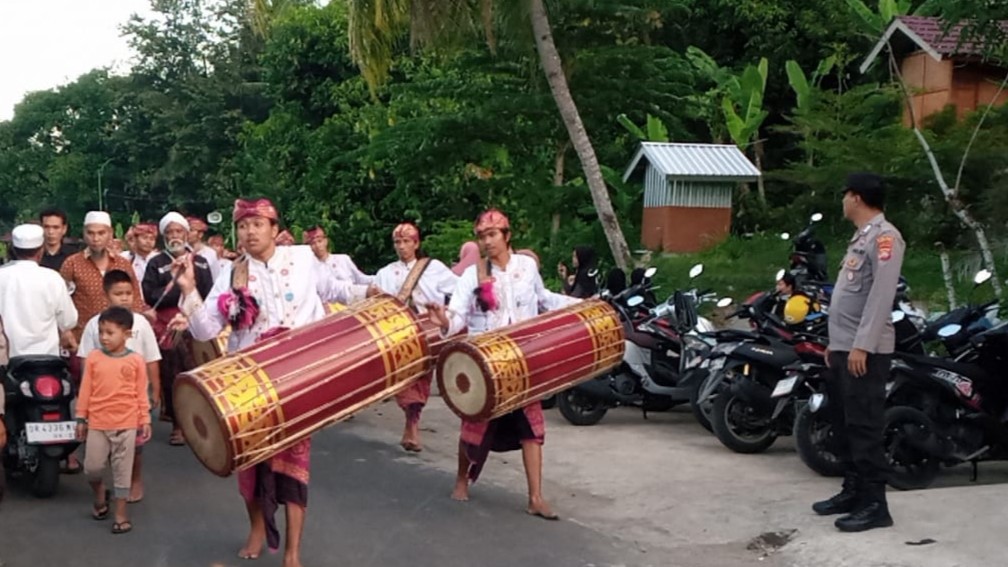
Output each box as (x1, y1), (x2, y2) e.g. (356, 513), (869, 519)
(186, 216), (221, 281)
(60, 211), (145, 350)
(142, 212), (215, 446)
(428, 208), (577, 521)
(126, 223), (159, 299)
(0, 224), (78, 358)
(303, 225), (374, 286)
(173, 198), (377, 567)
(373, 222), (457, 452)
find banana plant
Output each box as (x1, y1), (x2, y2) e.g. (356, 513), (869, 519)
(721, 57), (769, 200)
(785, 55), (837, 112)
(617, 113), (669, 142)
(845, 0), (939, 35)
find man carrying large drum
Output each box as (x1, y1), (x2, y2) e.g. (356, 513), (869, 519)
(171, 198), (377, 567)
(428, 208), (578, 521)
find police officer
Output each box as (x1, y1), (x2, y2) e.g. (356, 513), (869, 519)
(814, 172), (904, 532)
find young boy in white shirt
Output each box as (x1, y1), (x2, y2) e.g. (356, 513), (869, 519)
(77, 270), (161, 503)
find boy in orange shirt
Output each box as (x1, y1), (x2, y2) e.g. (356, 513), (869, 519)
(75, 306), (152, 534)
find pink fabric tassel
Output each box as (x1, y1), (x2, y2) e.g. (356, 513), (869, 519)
(477, 279), (498, 311)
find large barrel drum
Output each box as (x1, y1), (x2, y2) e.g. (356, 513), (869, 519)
(436, 299), (624, 421)
(173, 295), (431, 476)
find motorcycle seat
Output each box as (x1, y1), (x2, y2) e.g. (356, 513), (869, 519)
(7, 355), (69, 376)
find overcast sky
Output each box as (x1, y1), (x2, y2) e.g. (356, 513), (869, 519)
(0, 0), (152, 121)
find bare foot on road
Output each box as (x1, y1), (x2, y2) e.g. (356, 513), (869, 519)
(451, 481), (469, 502)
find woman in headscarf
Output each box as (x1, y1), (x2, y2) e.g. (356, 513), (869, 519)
(563, 246), (598, 298)
(452, 241), (480, 276)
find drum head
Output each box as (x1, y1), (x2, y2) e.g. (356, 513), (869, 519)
(173, 378), (233, 477)
(438, 347), (491, 420)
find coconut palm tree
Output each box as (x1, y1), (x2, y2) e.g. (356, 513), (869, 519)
(345, 0), (633, 270)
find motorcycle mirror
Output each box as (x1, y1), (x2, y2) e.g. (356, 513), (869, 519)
(627, 296), (645, 308)
(716, 297), (733, 308)
(974, 269), (992, 286)
(644, 266), (657, 279)
(587, 268), (599, 278)
(775, 268), (786, 281)
(891, 310), (906, 323)
(688, 264), (703, 279)
(810, 212), (823, 223)
(937, 323), (962, 338)
(207, 211), (223, 225)
(808, 393), (826, 414)
(780, 232), (791, 241)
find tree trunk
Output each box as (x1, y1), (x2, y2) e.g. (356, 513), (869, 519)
(528, 0), (632, 271)
(912, 127), (1003, 298)
(550, 141), (567, 247)
(937, 245), (957, 310)
(754, 139), (766, 203)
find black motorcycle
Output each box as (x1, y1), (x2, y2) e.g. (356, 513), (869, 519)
(782, 212), (829, 286)
(882, 317), (1008, 490)
(2, 356), (78, 498)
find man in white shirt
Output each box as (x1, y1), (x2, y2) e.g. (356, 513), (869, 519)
(303, 226), (373, 286)
(187, 216), (221, 281)
(0, 224), (78, 358)
(174, 198), (379, 566)
(429, 209), (576, 521)
(373, 222), (457, 452)
(125, 223), (159, 299)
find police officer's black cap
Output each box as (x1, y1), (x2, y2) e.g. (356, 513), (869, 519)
(841, 172), (884, 200)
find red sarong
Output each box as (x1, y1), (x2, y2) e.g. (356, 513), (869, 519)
(236, 326), (310, 551)
(394, 373), (432, 426)
(460, 402), (545, 482)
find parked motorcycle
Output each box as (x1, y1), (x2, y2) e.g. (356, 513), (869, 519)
(781, 212), (829, 287)
(2, 356), (78, 498)
(557, 265), (723, 426)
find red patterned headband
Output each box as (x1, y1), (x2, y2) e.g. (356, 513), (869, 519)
(186, 217), (208, 231)
(233, 198), (279, 223)
(474, 209), (509, 235)
(392, 222), (420, 243)
(275, 230), (295, 245)
(133, 223), (157, 237)
(302, 227), (325, 244)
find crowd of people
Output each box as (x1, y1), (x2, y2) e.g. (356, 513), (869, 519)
(0, 172), (903, 567)
(0, 199), (599, 567)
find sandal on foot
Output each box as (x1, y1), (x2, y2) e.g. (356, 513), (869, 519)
(168, 433), (186, 446)
(92, 490), (111, 520)
(111, 521), (133, 534)
(61, 460), (83, 475)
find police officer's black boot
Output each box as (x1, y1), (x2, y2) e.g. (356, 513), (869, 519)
(834, 482), (893, 532)
(812, 473), (859, 516)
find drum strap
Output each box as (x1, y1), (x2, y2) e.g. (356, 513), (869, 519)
(398, 257), (431, 307)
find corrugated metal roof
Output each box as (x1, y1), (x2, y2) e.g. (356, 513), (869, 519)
(622, 142), (761, 183)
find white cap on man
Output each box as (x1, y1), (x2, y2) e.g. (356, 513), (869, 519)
(11, 224), (44, 249)
(83, 211), (112, 228)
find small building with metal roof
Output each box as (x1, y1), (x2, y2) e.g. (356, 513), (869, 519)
(623, 142), (760, 253)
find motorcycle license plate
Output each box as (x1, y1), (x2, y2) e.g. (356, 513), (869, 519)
(771, 376), (798, 398)
(25, 421), (77, 444)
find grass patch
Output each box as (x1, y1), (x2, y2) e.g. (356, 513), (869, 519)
(646, 235), (997, 312)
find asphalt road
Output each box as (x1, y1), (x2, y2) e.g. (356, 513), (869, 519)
(0, 421), (644, 567)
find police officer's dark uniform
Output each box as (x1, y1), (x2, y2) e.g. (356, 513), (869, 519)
(814, 173), (904, 532)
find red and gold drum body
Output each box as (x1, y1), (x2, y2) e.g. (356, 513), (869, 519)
(436, 299), (624, 421)
(174, 295), (430, 476)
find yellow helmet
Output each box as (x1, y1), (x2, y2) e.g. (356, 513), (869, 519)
(784, 294), (814, 325)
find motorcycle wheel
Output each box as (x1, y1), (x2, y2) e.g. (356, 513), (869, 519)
(711, 392), (776, 454)
(793, 404), (844, 477)
(883, 406), (941, 491)
(689, 372), (717, 432)
(557, 389), (608, 426)
(540, 395), (557, 410)
(30, 455), (61, 499)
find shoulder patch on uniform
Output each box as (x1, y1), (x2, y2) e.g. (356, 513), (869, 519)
(877, 234), (894, 261)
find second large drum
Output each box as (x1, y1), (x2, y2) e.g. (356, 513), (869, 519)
(174, 295), (431, 476)
(436, 299), (624, 421)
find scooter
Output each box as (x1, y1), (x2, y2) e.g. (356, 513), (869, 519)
(2, 356), (78, 498)
(557, 265), (723, 426)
